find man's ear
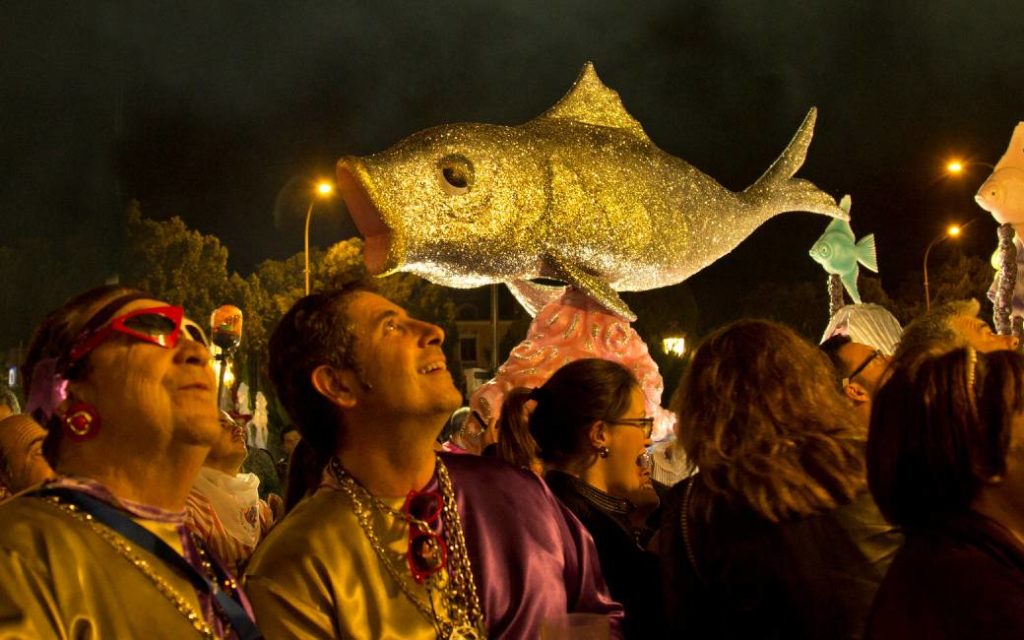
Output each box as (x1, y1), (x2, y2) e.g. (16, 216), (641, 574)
(311, 365), (359, 409)
(843, 382), (870, 405)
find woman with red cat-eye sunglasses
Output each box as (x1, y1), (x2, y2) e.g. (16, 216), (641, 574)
(2, 286), (259, 639)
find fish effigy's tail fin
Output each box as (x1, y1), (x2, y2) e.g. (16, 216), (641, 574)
(856, 234), (878, 272)
(744, 107), (847, 220)
(840, 269), (863, 305)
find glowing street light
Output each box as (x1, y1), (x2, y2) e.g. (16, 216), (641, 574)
(945, 158), (995, 176)
(923, 223), (966, 311)
(305, 179), (335, 295)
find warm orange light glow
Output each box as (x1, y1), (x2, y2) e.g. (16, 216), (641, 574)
(316, 181), (334, 196)
(947, 225), (961, 237)
(663, 336), (686, 357)
(946, 160), (964, 174)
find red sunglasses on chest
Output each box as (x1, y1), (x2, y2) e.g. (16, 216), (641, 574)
(67, 305), (210, 368)
(403, 489), (448, 584)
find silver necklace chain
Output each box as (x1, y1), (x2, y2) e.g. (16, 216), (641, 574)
(330, 456), (487, 639)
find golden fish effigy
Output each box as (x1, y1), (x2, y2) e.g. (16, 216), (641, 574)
(337, 63), (845, 320)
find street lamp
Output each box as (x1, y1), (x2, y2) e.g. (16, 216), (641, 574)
(922, 223), (965, 311)
(945, 159), (995, 175)
(663, 335), (687, 357)
(305, 180), (335, 295)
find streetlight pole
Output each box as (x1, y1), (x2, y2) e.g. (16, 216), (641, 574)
(304, 180), (334, 295)
(923, 224), (965, 311)
(304, 200), (315, 296)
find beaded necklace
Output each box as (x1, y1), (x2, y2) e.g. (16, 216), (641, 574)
(330, 456), (486, 640)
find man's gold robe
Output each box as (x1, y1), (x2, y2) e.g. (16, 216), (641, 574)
(244, 453), (624, 639)
(0, 495), (212, 638)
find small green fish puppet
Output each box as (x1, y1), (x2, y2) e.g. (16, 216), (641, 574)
(809, 195), (877, 304)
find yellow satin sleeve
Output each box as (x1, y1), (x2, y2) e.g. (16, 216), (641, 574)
(0, 496), (209, 639)
(245, 489), (448, 640)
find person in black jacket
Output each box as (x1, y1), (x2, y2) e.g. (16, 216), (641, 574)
(660, 320), (900, 639)
(501, 358), (663, 638)
(865, 348), (1024, 639)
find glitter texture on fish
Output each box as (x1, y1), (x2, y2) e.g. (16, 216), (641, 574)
(337, 62), (846, 320)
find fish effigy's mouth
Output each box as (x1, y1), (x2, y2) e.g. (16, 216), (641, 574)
(336, 157), (401, 275)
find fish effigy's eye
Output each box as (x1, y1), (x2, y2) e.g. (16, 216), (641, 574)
(444, 167), (467, 187)
(437, 155), (474, 195)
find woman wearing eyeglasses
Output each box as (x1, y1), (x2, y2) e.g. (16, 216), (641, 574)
(501, 357), (663, 638)
(0, 285), (260, 639)
(660, 320), (900, 640)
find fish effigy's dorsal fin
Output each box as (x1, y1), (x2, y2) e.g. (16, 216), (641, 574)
(824, 217), (855, 239)
(535, 62), (650, 140)
(994, 122), (1024, 171)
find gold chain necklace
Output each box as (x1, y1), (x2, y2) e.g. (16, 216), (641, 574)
(44, 496), (216, 639)
(331, 457), (487, 640)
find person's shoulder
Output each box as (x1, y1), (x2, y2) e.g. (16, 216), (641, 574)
(871, 529), (1024, 637)
(245, 490), (354, 572)
(0, 494), (76, 532)
(184, 486), (213, 511)
(0, 495), (95, 573)
(902, 526), (1024, 581)
(262, 490), (351, 536)
(441, 452), (550, 495)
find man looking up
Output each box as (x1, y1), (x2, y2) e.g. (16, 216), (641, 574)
(244, 286), (622, 639)
(185, 412), (274, 575)
(821, 335), (892, 430)
(819, 303), (903, 430)
(894, 299), (1019, 368)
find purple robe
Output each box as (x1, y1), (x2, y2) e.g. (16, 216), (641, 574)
(443, 453), (624, 638)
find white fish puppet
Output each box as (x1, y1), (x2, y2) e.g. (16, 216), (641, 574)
(976, 122), (1024, 225)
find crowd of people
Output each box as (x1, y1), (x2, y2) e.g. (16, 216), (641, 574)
(0, 281), (1022, 639)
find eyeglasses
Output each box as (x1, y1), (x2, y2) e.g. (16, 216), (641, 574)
(842, 350), (883, 388)
(68, 305), (210, 368)
(403, 489), (448, 584)
(609, 417), (654, 439)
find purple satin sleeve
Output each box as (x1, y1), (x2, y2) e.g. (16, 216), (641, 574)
(443, 453), (624, 639)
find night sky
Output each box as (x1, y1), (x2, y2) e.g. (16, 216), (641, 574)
(3, 1), (1023, 337)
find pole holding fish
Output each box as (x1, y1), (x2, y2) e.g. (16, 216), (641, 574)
(994, 223), (1016, 335)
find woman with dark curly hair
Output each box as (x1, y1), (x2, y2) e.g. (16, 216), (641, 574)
(660, 319), (899, 639)
(865, 349), (1024, 639)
